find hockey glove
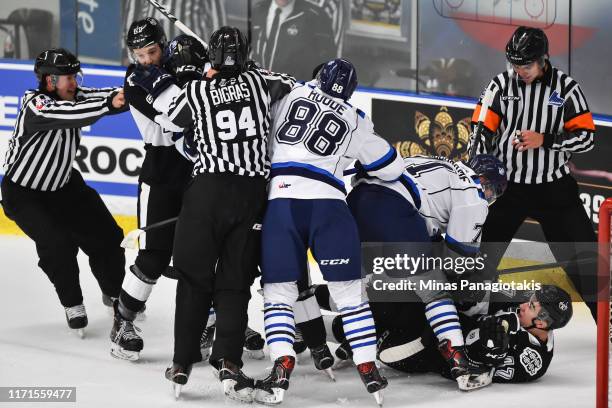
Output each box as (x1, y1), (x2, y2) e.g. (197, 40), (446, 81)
(130, 64), (176, 100)
(477, 315), (510, 364)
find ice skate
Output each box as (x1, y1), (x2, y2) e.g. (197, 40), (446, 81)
(244, 326), (265, 360)
(165, 363), (192, 399)
(357, 361), (388, 407)
(64, 304), (87, 339)
(254, 355), (295, 405)
(200, 323), (215, 360)
(110, 301), (143, 361)
(217, 359), (255, 403)
(437, 339), (493, 391)
(332, 340), (353, 370)
(311, 344), (335, 381)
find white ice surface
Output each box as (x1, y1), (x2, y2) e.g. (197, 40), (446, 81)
(0, 235), (597, 408)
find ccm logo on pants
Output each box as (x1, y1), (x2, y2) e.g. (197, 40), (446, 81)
(319, 259), (350, 266)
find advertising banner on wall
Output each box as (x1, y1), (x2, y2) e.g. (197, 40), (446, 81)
(371, 95), (612, 241)
(0, 60), (140, 215)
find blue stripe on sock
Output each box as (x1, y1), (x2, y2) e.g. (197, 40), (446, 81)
(267, 337), (295, 345)
(345, 325), (376, 337)
(339, 302), (369, 312)
(265, 323), (295, 331)
(427, 311), (458, 323)
(425, 299), (454, 312)
(343, 314), (373, 325)
(264, 302), (291, 307)
(434, 325), (462, 336)
(350, 339), (378, 349)
(264, 312), (294, 320)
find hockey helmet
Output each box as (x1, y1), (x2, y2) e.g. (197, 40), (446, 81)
(531, 285), (573, 330)
(505, 26), (549, 66)
(208, 26), (249, 73)
(316, 58), (358, 101)
(126, 17), (167, 50)
(468, 154), (508, 205)
(34, 48), (81, 82)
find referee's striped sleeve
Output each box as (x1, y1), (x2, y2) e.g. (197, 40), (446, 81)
(543, 84), (595, 153)
(24, 94), (112, 132)
(77, 86), (118, 99)
(469, 79), (503, 155)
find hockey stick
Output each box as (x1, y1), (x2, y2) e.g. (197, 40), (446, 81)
(497, 256), (598, 275)
(121, 216), (178, 249)
(145, 0), (208, 48)
(468, 88), (495, 160)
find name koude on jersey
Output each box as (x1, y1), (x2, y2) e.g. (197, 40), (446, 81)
(268, 80), (404, 200)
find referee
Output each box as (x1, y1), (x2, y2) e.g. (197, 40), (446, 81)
(470, 27), (597, 318)
(1, 48), (128, 334)
(130, 26), (294, 401)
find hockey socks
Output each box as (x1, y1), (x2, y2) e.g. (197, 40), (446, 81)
(425, 299), (464, 346)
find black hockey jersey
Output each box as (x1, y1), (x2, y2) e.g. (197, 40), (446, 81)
(464, 310), (554, 383)
(124, 64), (193, 186)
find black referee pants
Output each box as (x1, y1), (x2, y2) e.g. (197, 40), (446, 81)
(172, 173), (266, 368)
(1, 171), (126, 308)
(481, 175), (597, 319)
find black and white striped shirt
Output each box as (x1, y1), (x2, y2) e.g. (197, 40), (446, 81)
(470, 62), (595, 184)
(156, 68), (295, 178)
(3, 87), (122, 191)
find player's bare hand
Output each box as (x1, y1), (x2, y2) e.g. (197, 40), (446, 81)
(112, 89), (125, 109)
(512, 130), (544, 151)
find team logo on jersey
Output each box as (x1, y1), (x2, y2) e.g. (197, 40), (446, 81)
(394, 107), (471, 162)
(287, 25), (299, 36)
(548, 90), (565, 107)
(278, 181), (292, 189)
(519, 347), (543, 376)
(34, 95), (52, 110)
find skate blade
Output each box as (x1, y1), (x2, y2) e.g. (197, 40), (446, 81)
(244, 348), (265, 360)
(110, 342), (140, 361)
(73, 328), (86, 339)
(223, 379), (254, 403)
(372, 390), (384, 407)
(173, 383), (182, 399)
(254, 388), (285, 405)
(323, 368), (336, 382)
(456, 369), (493, 391)
(332, 358), (353, 370)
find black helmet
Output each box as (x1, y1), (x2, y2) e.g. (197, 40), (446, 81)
(126, 17), (167, 50)
(166, 34), (209, 78)
(34, 48), (81, 82)
(505, 26), (549, 66)
(208, 26), (248, 73)
(533, 285), (573, 330)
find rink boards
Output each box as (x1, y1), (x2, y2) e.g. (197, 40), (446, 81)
(0, 59), (610, 239)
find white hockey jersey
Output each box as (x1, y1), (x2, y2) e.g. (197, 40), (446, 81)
(268, 81), (404, 200)
(353, 155), (489, 254)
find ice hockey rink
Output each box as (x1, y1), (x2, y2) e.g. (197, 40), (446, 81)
(0, 234), (597, 408)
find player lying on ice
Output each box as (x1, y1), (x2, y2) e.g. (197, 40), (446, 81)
(307, 283), (572, 384)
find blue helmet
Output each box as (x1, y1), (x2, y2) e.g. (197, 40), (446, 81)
(316, 58), (358, 101)
(468, 154), (508, 205)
